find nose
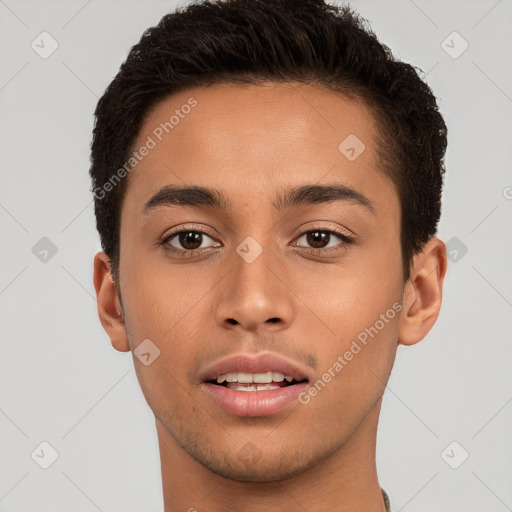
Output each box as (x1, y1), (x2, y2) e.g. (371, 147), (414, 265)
(214, 239), (294, 333)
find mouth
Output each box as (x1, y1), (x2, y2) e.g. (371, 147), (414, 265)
(200, 353), (311, 417)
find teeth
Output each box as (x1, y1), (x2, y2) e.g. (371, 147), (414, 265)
(253, 371), (273, 383)
(237, 372), (253, 383)
(226, 383), (282, 391)
(215, 372), (294, 384)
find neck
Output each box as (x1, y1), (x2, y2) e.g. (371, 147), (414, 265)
(158, 399), (386, 512)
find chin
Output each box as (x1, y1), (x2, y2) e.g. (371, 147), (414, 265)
(191, 446), (317, 483)
(203, 461), (310, 483)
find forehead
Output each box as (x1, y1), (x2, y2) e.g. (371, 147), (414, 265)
(124, 81), (397, 219)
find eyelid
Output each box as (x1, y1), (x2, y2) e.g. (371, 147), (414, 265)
(291, 222), (355, 241)
(162, 223), (218, 241)
(161, 223), (354, 242)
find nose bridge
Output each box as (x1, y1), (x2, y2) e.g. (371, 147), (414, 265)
(215, 233), (293, 330)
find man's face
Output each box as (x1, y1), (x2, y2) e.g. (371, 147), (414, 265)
(117, 82), (404, 481)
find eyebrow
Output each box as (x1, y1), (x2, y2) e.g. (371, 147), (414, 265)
(143, 183), (376, 215)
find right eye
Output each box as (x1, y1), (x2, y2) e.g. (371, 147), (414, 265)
(161, 227), (221, 257)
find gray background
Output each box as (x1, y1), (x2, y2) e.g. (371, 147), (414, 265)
(1, 0), (511, 510)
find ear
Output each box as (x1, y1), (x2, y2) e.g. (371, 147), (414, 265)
(398, 237), (448, 346)
(93, 251), (130, 352)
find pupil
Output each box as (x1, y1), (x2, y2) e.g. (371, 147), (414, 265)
(180, 231), (202, 250)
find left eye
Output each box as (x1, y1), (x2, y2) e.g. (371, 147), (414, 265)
(294, 230), (352, 250)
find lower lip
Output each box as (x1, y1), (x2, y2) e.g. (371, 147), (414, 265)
(202, 382), (309, 417)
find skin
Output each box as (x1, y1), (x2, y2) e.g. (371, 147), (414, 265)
(93, 81), (447, 512)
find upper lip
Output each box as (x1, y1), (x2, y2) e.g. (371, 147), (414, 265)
(200, 352), (312, 383)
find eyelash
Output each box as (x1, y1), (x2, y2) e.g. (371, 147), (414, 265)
(160, 225), (355, 258)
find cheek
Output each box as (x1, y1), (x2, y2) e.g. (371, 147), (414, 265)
(119, 260), (213, 410)
(120, 248), (203, 338)
(302, 257), (403, 416)
(308, 256), (403, 347)
(120, 265), (204, 412)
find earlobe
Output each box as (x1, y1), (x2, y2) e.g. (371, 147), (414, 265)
(398, 237), (448, 346)
(93, 252), (131, 352)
